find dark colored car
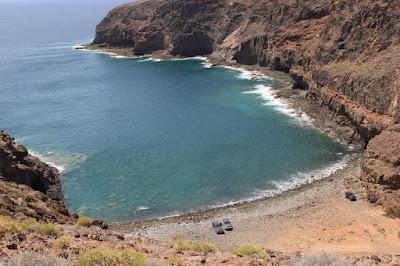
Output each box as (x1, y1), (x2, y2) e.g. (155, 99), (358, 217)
(211, 221), (224, 234)
(345, 191), (357, 201)
(223, 218), (233, 231)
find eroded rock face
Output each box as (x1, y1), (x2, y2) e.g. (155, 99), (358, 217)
(0, 131), (62, 201)
(363, 125), (400, 189)
(0, 180), (73, 223)
(362, 125), (400, 214)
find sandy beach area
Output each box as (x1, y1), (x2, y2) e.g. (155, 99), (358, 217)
(116, 156), (400, 258)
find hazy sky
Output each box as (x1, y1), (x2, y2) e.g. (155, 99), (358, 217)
(0, 0), (131, 46)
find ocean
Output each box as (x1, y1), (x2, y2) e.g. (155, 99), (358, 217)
(0, 0), (350, 221)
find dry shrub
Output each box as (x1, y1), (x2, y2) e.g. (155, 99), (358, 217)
(167, 256), (185, 266)
(0, 216), (38, 238)
(5, 252), (70, 266)
(294, 253), (352, 266)
(233, 244), (267, 259)
(33, 223), (60, 237)
(76, 216), (92, 227)
(78, 247), (145, 266)
(384, 203), (400, 218)
(176, 239), (217, 253)
(53, 236), (73, 249)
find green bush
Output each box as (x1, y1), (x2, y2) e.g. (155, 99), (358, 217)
(78, 247), (146, 266)
(0, 216), (38, 238)
(34, 223), (60, 237)
(18, 218), (38, 231)
(76, 216), (92, 227)
(176, 240), (217, 253)
(233, 244), (267, 259)
(0, 216), (18, 237)
(53, 236), (73, 249)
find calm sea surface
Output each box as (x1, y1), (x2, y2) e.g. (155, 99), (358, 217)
(0, 0), (350, 221)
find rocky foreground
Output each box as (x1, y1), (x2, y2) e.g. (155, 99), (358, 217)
(87, 0), (400, 219)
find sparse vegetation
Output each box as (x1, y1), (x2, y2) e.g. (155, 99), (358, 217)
(233, 244), (267, 259)
(53, 236), (73, 249)
(176, 239), (217, 253)
(76, 216), (92, 227)
(33, 223), (60, 237)
(294, 252), (352, 266)
(18, 218), (39, 231)
(78, 247), (146, 266)
(167, 256), (185, 266)
(5, 252), (70, 266)
(0, 216), (18, 237)
(0, 216), (38, 238)
(384, 204), (400, 218)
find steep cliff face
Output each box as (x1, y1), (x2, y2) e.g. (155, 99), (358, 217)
(0, 131), (63, 201)
(0, 131), (74, 222)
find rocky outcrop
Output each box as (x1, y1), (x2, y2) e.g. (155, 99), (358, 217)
(0, 180), (73, 223)
(0, 130), (73, 222)
(0, 131), (62, 201)
(363, 125), (400, 190)
(362, 125), (400, 216)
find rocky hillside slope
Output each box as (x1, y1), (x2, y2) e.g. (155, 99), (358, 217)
(88, 0), (400, 215)
(0, 131), (73, 223)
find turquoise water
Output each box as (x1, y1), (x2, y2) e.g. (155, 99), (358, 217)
(0, 1), (350, 221)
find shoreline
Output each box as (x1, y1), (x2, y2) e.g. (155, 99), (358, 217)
(113, 154), (359, 229)
(111, 154), (354, 225)
(117, 155), (400, 256)
(72, 44), (364, 226)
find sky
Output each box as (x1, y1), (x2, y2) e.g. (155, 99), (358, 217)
(0, 0), (131, 46)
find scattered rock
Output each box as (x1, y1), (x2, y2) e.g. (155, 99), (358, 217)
(16, 233), (26, 242)
(91, 219), (104, 227)
(115, 234), (125, 241)
(101, 223), (109, 230)
(370, 255), (382, 263)
(7, 243), (18, 250)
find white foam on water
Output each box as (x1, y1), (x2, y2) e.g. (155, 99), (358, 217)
(28, 150), (87, 173)
(122, 155), (351, 223)
(137, 206), (151, 211)
(139, 57), (164, 62)
(28, 150), (66, 173)
(208, 155), (351, 209)
(221, 65), (271, 80)
(202, 62), (213, 68)
(243, 84), (313, 125)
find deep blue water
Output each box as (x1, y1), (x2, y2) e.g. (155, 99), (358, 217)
(0, 1), (350, 221)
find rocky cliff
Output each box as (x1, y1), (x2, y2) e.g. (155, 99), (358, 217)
(0, 131), (62, 201)
(89, 0), (400, 215)
(0, 131), (73, 222)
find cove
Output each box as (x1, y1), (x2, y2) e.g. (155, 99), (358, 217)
(0, 41), (350, 221)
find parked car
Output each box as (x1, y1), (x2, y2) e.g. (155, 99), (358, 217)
(223, 218), (233, 231)
(345, 191), (357, 201)
(211, 221), (224, 234)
